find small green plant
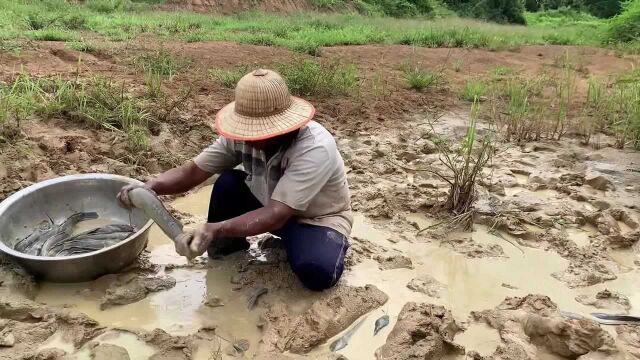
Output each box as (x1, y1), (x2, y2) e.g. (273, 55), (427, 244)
(550, 51), (577, 139)
(66, 40), (96, 52)
(492, 66), (513, 77)
(276, 59), (357, 96)
(461, 79), (486, 101)
(144, 70), (163, 99)
(133, 49), (180, 77)
(452, 59), (463, 72)
(402, 63), (439, 91)
(28, 29), (75, 42)
(209, 66), (251, 88)
(371, 71), (389, 99)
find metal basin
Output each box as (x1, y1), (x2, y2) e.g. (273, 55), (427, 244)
(0, 174), (153, 282)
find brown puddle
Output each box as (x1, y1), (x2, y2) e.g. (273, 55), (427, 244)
(32, 185), (640, 359)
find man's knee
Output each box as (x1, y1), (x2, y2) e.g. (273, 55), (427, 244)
(291, 261), (342, 291)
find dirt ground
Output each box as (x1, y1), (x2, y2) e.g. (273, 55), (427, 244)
(1, 34), (640, 360)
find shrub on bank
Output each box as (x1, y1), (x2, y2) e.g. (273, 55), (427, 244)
(607, 0), (640, 43)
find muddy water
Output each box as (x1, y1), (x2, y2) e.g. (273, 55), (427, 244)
(323, 214), (640, 359)
(37, 185), (262, 359)
(39, 331), (155, 360)
(32, 184), (640, 359)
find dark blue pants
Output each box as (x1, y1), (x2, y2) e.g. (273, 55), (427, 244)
(208, 170), (349, 291)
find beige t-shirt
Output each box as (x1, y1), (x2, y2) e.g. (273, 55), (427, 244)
(193, 121), (353, 237)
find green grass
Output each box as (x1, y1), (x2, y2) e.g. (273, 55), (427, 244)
(492, 65), (513, 77)
(27, 28), (76, 42)
(66, 40), (96, 52)
(402, 62), (440, 91)
(1, 72), (152, 150)
(276, 59), (358, 96)
(461, 79), (486, 101)
(0, 0), (621, 53)
(209, 66), (251, 88)
(133, 49), (180, 77)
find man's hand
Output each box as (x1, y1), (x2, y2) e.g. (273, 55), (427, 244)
(117, 184), (155, 208)
(175, 223), (225, 259)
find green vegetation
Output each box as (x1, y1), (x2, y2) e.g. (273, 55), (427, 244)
(461, 79), (486, 101)
(211, 60), (357, 96)
(66, 40), (97, 52)
(607, 0), (640, 43)
(210, 66), (251, 88)
(276, 59), (357, 96)
(422, 100), (495, 229)
(0, 72), (153, 150)
(402, 61), (441, 91)
(133, 49), (180, 77)
(1, 0), (634, 53)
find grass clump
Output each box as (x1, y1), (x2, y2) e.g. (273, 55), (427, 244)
(461, 79), (486, 101)
(420, 100), (495, 229)
(401, 60), (441, 91)
(0, 72), (153, 150)
(66, 40), (96, 52)
(209, 66), (251, 88)
(133, 49), (180, 77)
(27, 28), (75, 42)
(492, 65), (513, 77)
(144, 71), (163, 99)
(276, 59), (357, 96)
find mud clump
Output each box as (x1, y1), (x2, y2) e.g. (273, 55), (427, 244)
(260, 285), (388, 354)
(138, 328), (195, 360)
(0, 299), (105, 359)
(375, 254), (413, 270)
(406, 275), (447, 298)
(575, 289), (631, 313)
(552, 260), (617, 288)
(442, 237), (505, 258)
(471, 294), (613, 359)
(374, 302), (464, 360)
(344, 236), (388, 268)
(90, 342), (130, 360)
(100, 274), (176, 309)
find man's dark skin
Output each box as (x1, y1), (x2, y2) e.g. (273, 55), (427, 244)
(118, 135), (296, 257)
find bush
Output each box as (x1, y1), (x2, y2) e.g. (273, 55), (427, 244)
(607, 0), (640, 43)
(472, 0), (527, 24)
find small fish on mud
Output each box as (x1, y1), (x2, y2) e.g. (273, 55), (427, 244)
(247, 287), (268, 309)
(330, 316), (367, 352)
(374, 315), (390, 335)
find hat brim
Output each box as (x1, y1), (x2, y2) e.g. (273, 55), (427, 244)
(215, 97), (315, 141)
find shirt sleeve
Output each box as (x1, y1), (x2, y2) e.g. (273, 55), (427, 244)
(271, 145), (334, 211)
(193, 137), (240, 174)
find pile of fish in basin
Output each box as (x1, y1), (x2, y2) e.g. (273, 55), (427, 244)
(0, 174), (153, 282)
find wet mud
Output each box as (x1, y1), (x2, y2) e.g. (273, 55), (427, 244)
(1, 38), (640, 359)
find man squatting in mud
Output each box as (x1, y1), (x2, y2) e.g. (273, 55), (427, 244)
(117, 69), (352, 291)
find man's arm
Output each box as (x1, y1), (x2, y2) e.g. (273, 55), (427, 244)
(146, 161), (212, 196)
(218, 200), (294, 237)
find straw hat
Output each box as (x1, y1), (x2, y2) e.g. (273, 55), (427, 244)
(215, 69), (315, 141)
